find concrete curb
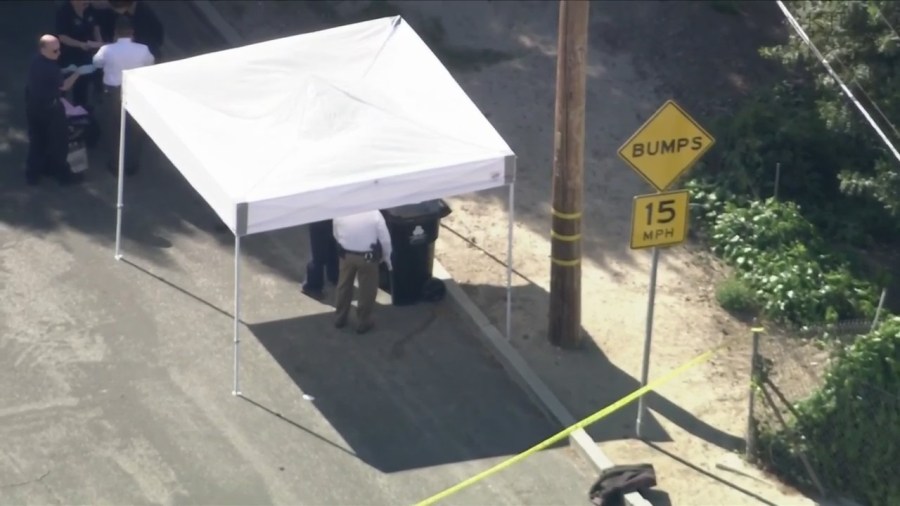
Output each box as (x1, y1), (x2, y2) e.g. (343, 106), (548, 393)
(432, 262), (652, 506)
(185, 2), (650, 504)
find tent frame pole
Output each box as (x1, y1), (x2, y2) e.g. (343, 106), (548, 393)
(114, 103), (127, 260)
(233, 234), (242, 396)
(506, 182), (515, 340)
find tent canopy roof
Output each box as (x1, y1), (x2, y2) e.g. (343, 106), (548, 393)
(123, 16), (515, 235)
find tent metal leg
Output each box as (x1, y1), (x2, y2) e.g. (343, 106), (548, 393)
(114, 104), (127, 260)
(506, 182), (515, 340)
(233, 235), (242, 396)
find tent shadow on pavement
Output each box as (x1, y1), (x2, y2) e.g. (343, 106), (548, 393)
(459, 281), (746, 453)
(116, 241), (573, 475)
(0, 153), (174, 255)
(247, 299), (570, 473)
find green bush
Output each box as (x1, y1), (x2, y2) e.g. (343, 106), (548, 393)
(757, 317), (900, 506)
(687, 191), (880, 326)
(688, 83), (900, 248)
(715, 276), (759, 317)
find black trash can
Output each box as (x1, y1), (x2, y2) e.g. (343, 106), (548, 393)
(379, 199), (452, 306)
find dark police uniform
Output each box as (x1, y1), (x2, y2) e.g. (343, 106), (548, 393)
(25, 53), (78, 185)
(122, 2), (165, 62)
(94, 5), (118, 43)
(55, 2), (100, 107)
(302, 220), (340, 297)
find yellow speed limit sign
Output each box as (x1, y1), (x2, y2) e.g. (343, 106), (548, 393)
(630, 190), (689, 249)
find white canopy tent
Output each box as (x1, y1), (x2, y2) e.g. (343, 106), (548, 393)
(114, 16), (517, 395)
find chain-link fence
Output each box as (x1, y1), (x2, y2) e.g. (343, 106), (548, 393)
(745, 297), (892, 503)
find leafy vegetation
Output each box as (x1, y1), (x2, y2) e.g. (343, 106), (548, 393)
(689, 2), (900, 502)
(689, 183), (881, 326)
(689, 81), (898, 248)
(688, 2), (900, 248)
(686, 0), (899, 326)
(756, 317), (900, 506)
(715, 275), (759, 317)
(764, 1), (900, 219)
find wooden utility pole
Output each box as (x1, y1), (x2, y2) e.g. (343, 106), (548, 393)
(549, 0), (590, 348)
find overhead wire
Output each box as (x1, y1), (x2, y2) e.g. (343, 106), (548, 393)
(774, 0), (900, 165)
(796, 1), (900, 142)
(862, 0), (900, 138)
(868, 0), (900, 37)
(830, 1), (900, 140)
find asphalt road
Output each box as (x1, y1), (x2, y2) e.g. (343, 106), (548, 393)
(0, 2), (593, 504)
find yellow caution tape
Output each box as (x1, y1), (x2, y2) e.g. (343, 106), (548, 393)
(550, 230), (582, 242)
(551, 207), (582, 220)
(550, 257), (581, 267)
(413, 339), (729, 506)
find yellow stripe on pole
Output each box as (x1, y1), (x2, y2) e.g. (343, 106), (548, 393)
(550, 230), (582, 242)
(550, 257), (581, 267)
(551, 207), (582, 220)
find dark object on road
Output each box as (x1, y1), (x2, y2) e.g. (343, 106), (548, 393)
(588, 464), (657, 506)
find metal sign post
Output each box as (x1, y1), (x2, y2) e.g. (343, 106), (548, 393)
(617, 99), (715, 438)
(635, 246), (660, 436)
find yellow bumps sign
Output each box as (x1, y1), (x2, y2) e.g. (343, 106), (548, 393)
(618, 100), (714, 192)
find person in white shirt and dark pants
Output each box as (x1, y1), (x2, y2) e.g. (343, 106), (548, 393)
(332, 210), (394, 334)
(92, 15), (154, 176)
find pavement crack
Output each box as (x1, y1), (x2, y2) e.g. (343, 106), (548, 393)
(0, 470), (50, 490)
(41, 475), (62, 506)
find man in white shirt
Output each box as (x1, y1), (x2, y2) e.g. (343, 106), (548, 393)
(92, 15), (154, 176)
(332, 210), (394, 334)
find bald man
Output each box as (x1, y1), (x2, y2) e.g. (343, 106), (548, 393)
(25, 35), (84, 186)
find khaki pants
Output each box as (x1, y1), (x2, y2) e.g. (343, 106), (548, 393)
(334, 252), (379, 327)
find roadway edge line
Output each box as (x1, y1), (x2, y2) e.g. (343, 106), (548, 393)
(185, 1), (651, 503)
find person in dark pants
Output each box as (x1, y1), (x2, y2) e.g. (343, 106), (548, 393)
(92, 16), (155, 176)
(301, 220), (340, 300)
(55, 0), (103, 108)
(91, 0), (118, 103)
(25, 35), (84, 186)
(109, 0), (164, 62)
